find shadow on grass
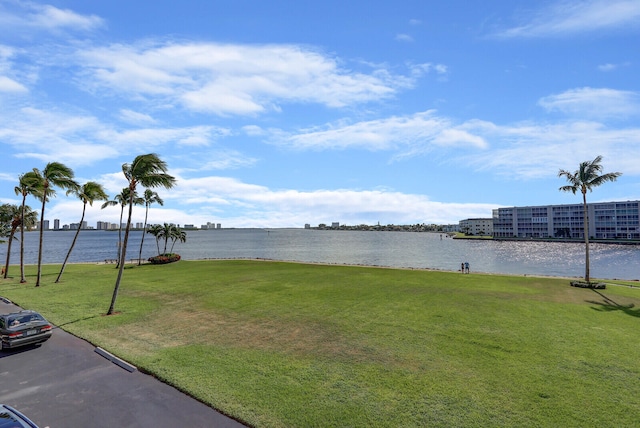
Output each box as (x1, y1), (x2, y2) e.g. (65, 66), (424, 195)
(587, 289), (640, 318)
(55, 314), (102, 328)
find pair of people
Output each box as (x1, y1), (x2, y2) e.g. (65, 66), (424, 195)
(460, 262), (470, 274)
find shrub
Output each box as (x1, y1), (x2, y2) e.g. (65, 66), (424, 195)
(148, 253), (181, 264)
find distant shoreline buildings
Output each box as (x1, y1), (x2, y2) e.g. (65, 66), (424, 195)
(27, 199), (640, 242)
(31, 220), (223, 231)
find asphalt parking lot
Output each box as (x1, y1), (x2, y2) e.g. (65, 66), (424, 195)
(0, 299), (246, 428)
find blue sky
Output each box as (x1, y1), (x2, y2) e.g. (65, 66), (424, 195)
(0, 0), (639, 228)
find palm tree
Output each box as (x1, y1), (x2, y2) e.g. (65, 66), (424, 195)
(2, 204), (37, 279)
(558, 155), (622, 283)
(31, 163), (79, 287)
(15, 172), (41, 283)
(160, 222), (176, 254)
(169, 228), (187, 253)
(147, 224), (164, 255)
(102, 188), (142, 267)
(108, 153), (176, 315)
(138, 189), (164, 265)
(55, 182), (109, 283)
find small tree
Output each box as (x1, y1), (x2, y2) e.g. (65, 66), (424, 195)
(138, 189), (164, 265)
(102, 188), (143, 267)
(147, 224), (163, 255)
(1, 204), (37, 279)
(558, 156), (622, 283)
(15, 172), (41, 283)
(56, 182), (109, 283)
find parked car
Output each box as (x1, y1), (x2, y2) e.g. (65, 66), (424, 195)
(0, 310), (52, 351)
(0, 404), (39, 428)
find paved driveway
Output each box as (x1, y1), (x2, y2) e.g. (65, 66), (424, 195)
(0, 300), (246, 428)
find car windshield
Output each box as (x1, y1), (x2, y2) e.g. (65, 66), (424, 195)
(6, 314), (44, 327)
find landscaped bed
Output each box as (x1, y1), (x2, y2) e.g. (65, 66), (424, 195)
(2, 261), (640, 427)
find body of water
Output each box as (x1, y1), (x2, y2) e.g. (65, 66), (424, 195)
(1, 229), (639, 280)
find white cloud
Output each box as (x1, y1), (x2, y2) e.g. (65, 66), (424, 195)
(462, 119), (640, 178)
(75, 42), (429, 116)
(538, 87), (640, 118)
(0, 75), (27, 92)
(158, 175), (497, 227)
(271, 111), (487, 154)
(598, 62), (630, 72)
(0, 1), (104, 33)
(118, 109), (156, 125)
(395, 34), (414, 42)
(0, 107), (229, 166)
(495, 0), (640, 38)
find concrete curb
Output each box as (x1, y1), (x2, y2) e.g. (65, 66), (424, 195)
(94, 347), (137, 373)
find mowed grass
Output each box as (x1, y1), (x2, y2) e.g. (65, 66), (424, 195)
(2, 260), (640, 427)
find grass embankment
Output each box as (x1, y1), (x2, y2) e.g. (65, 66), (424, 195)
(2, 261), (640, 427)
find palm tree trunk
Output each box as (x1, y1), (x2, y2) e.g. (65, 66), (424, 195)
(19, 196), (26, 283)
(582, 192), (590, 283)
(36, 197), (46, 287)
(3, 230), (15, 279)
(138, 206), (149, 265)
(55, 204), (85, 283)
(108, 198), (133, 315)
(116, 205), (124, 268)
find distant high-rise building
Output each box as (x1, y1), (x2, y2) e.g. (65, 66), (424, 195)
(54, 219), (60, 230)
(43, 220), (50, 230)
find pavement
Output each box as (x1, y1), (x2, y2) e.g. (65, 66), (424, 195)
(0, 299), (247, 428)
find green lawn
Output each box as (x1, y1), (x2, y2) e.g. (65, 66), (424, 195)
(2, 261), (640, 427)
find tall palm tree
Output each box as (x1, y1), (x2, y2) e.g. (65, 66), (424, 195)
(55, 182), (109, 283)
(558, 155), (622, 283)
(138, 189), (164, 265)
(15, 172), (41, 283)
(2, 204), (37, 279)
(31, 163), (79, 287)
(108, 153), (176, 315)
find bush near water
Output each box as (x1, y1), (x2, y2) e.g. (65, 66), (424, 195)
(147, 253), (181, 264)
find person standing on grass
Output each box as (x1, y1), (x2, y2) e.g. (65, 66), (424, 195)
(461, 262), (464, 273)
(465, 262), (470, 274)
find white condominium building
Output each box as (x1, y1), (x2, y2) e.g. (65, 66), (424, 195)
(493, 200), (640, 240)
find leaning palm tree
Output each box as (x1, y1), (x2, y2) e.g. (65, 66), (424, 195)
(55, 182), (109, 283)
(137, 189), (164, 265)
(15, 172), (41, 283)
(2, 204), (37, 279)
(169, 228), (187, 253)
(558, 155), (622, 283)
(107, 154), (176, 315)
(31, 163), (79, 287)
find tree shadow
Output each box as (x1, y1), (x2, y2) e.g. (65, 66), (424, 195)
(587, 289), (640, 318)
(55, 314), (102, 328)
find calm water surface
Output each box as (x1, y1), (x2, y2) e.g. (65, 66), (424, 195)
(1, 229), (639, 280)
